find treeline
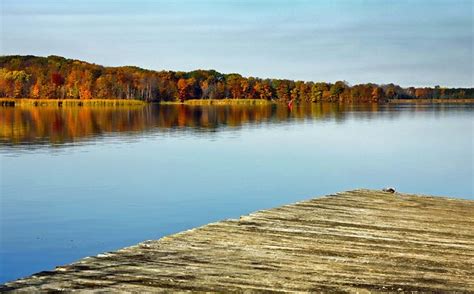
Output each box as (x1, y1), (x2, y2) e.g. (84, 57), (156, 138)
(1, 55), (472, 102)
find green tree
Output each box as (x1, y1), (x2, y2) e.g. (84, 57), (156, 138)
(330, 81), (346, 100)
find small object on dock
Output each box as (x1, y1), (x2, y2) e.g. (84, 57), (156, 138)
(382, 187), (396, 193)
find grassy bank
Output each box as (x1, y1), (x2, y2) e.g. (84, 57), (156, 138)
(0, 98), (146, 107)
(161, 99), (275, 106)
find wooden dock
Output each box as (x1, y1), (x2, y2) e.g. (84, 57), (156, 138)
(2, 189), (474, 292)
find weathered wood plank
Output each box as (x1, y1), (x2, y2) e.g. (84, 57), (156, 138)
(2, 189), (474, 292)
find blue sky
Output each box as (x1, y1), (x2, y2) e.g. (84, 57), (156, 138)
(1, 0), (472, 87)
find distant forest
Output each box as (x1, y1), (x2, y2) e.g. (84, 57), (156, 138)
(1, 55), (473, 102)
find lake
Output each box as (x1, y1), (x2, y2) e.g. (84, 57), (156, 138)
(0, 102), (473, 283)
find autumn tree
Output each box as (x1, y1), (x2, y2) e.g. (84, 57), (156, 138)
(226, 74), (243, 99)
(330, 81), (346, 101)
(177, 78), (189, 102)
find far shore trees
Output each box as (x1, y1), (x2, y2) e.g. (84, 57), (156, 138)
(1, 55), (472, 102)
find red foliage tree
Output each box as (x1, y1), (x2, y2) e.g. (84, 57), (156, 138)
(51, 73), (65, 87)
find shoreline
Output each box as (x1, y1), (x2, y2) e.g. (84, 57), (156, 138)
(0, 98), (146, 107)
(1, 97), (473, 107)
(160, 98), (275, 105)
(150, 98), (474, 105)
(388, 98), (474, 104)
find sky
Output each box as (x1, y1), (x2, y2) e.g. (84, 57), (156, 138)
(1, 0), (472, 87)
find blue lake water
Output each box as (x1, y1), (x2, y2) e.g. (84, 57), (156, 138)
(0, 103), (473, 283)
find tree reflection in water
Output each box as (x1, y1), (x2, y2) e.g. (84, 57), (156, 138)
(0, 102), (460, 147)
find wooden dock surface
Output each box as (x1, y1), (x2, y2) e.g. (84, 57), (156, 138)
(2, 189), (474, 292)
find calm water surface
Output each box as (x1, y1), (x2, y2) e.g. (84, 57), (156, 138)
(0, 103), (473, 283)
